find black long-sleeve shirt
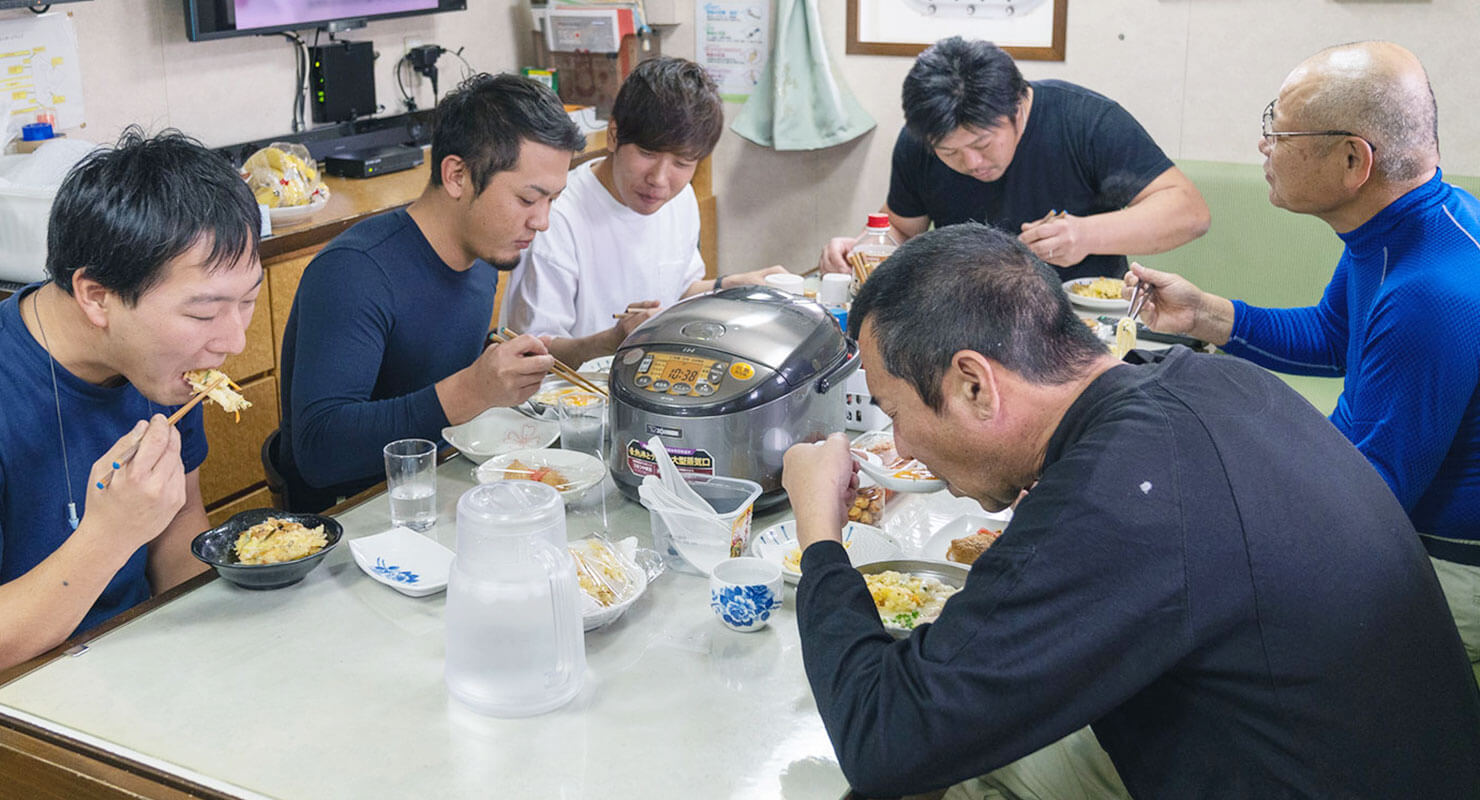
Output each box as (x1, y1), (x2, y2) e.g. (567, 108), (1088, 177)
(798, 348), (1480, 799)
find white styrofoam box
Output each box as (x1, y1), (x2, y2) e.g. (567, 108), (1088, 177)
(844, 368), (889, 431)
(0, 139), (98, 284)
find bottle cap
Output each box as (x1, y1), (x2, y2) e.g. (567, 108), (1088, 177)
(866, 213), (890, 230)
(21, 122), (54, 141)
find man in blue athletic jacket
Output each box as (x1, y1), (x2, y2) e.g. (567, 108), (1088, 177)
(1130, 41), (1480, 678)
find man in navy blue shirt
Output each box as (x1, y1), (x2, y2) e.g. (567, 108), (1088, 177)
(275, 74), (587, 510)
(0, 130), (263, 670)
(784, 223), (1480, 799)
(818, 37), (1209, 281)
(1129, 41), (1480, 681)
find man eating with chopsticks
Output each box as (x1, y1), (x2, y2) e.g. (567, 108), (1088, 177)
(0, 129), (264, 670)
(273, 74), (583, 512)
(817, 37), (1210, 282)
(501, 56), (786, 367)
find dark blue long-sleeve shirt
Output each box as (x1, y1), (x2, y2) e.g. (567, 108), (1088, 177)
(1222, 171), (1480, 539)
(798, 348), (1480, 799)
(277, 209), (498, 504)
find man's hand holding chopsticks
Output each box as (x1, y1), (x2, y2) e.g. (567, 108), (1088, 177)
(82, 416), (186, 548)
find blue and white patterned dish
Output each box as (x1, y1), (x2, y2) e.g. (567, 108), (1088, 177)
(349, 527), (454, 597)
(709, 557), (784, 632)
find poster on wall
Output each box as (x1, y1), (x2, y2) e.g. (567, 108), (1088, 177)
(0, 12), (85, 140)
(847, 0), (1067, 61)
(695, 0), (770, 102)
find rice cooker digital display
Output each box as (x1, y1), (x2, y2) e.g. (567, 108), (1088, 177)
(634, 352), (727, 397)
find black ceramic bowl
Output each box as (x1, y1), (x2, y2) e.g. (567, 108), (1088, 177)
(191, 508), (343, 590)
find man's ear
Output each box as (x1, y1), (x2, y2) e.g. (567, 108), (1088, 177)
(439, 154), (470, 200)
(947, 349), (998, 422)
(71, 268), (112, 329)
(605, 119), (620, 154)
(1341, 138), (1375, 191)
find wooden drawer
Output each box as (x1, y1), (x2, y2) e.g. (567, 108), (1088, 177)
(197, 374), (280, 507)
(267, 248), (317, 370)
(218, 284), (275, 382)
(206, 486), (276, 527)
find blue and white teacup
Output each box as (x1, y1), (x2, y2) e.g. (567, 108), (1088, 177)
(709, 557), (784, 632)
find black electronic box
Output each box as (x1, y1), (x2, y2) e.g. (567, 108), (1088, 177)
(310, 40), (376, 123)
(322, 144), (425, 178)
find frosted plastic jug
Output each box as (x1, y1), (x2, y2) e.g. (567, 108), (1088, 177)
(444, 482), (585, 717)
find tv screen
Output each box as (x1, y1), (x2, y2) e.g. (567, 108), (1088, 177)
(185, 0), (467, 41)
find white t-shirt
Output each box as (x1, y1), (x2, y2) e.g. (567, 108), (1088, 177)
(501, 159), (706, 338)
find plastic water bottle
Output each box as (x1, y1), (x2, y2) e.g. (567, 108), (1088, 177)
(852, 213), (899, 271)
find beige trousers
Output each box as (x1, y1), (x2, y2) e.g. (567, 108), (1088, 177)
(1430, 555), (1480, 685)
(936, 726), (1131, 800)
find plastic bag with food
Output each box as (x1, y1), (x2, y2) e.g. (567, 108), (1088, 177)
(241, 142), (329, 209)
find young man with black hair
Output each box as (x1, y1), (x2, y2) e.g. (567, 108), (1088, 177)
(502, 56), (785, 366)
(276, 73), (585, 512)
(0, 128), (264, 670)
(783, 224), (1480, 799)
(819, 37), (1209, 282)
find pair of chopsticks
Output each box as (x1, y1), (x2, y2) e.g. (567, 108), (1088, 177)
(97, 374), (226, 489)
(610, 305), (647, 320)
(846, 251), (872, 285)
(1126, 281), (1153, 322)
(1032, 209), (1068, 226)
(491, 327), (609, 398)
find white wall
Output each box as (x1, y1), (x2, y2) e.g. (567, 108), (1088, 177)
(15, 0), (1480, 274)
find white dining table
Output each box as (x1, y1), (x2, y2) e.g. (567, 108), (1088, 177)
(0, 452), (990, 800)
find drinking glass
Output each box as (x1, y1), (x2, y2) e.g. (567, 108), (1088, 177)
(384, 438), (437, 531)
(557, 392), (607, 456)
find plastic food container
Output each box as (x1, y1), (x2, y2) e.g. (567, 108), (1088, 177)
(647, 474), (762, 576)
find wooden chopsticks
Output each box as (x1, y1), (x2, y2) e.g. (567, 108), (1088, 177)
(98, 374), (226, 489)
(491, 328), (609, 398)
(847, 251), (872, 285)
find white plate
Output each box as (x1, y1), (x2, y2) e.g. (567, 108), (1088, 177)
(475, 448), (606, 499)
(920, 512), (1012, 563)
(267, 196), (328, 226)
(751, 519), (903, 584)
(850, 430), (946, 493)
(571, 536), (662, 632)
(442, 407), (559, 463)
(1063, 278), (1131, 314)
(577, 355), (614, 376)
(348, 527), (453, 597)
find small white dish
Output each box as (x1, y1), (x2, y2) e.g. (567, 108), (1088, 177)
(1063, 278), (1131, 314)
(475, 448), (606, 499)
(752, 519), (903, 584)
(267, 196), (328, 226)
(443, 407), (559, 464)
(850, 430), (945, 493)
(921, 512), (1012, 563)
(571, 536), (662, 632)
(577, 355), (615, 376)
(349, 527), (453, 597)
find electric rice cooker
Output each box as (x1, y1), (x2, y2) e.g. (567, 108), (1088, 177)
(608, 286), (859, 510)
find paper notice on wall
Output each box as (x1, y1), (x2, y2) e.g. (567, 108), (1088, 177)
(695, 1), (768, 103)
(0, 13), (85, 142)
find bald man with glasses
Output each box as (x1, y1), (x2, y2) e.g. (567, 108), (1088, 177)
(1127, 41), (1480, 681)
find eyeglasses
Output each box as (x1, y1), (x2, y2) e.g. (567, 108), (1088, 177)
(1261, 100), (1376, 153)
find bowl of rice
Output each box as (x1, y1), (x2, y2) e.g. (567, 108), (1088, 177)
(191, 508), (343, 590)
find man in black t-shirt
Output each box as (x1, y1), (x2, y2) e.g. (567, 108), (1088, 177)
(819, 37), (1210, 282)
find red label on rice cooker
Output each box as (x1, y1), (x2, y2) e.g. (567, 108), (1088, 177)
(625, 440), (715, 477)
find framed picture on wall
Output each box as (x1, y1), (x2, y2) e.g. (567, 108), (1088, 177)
(846, 0), (1068, 61)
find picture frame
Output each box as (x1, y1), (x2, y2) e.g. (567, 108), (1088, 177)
(846, 0), (1068, 61)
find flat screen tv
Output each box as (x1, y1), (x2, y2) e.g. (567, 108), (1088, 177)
(184, 0), (467, 41)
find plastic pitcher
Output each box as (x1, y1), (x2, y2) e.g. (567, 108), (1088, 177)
(444, 482), (585, 717)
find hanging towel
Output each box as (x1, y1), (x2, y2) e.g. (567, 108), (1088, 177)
(730, 0), (875, 151)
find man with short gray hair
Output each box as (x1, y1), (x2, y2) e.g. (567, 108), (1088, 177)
(1129, 41), (1480, 678)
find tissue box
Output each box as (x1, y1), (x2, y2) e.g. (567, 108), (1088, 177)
(844, 369), (890, 432)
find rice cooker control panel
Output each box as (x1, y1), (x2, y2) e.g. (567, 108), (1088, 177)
(632, 352), (730, 397)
